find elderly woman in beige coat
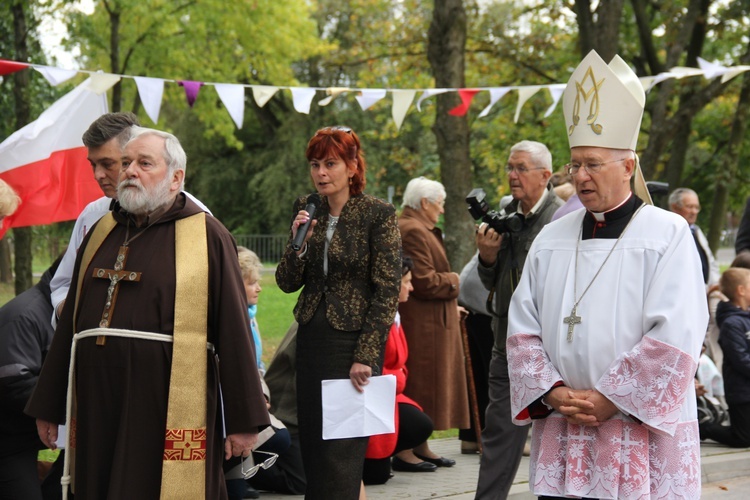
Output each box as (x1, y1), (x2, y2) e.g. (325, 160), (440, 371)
(398, 177), (470, 465)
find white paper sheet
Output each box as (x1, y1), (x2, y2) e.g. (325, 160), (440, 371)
(321, 374), (396, 440)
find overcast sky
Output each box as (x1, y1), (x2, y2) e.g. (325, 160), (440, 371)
(39, 0), (94, 69)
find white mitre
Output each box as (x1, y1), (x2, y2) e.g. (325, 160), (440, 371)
(563, 50), (652, 204)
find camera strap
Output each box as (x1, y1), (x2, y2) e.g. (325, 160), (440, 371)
(484, 234), (522, 319)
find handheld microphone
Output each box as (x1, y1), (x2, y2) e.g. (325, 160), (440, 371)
(291, 193), (321, 251)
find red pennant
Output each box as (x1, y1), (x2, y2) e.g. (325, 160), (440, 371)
(0, 59), (30, 76)
(448, 89), (481, 116)
(177, 80), (204, 108)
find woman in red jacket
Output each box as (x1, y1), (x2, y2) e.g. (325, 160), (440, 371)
(363, 257), (442, 484)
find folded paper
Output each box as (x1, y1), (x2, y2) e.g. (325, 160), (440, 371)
(321, 375), (396, 440)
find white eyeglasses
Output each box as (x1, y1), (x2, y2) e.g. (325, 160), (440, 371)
(240, 450), (279, 479)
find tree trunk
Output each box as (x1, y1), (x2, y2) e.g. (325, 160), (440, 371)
(573, 0), (595, 58)
(110, 9), (121, 111)
(12, 1), (32, 294)
(708, 43), (750, 253)
(664, 118), (692, 191)
(661, 1), (708, 191)
(0, 239), (12, 283)
(428, 0), (475, 271)
(636, 0), (707, 179)
(572, 0), (624, 61)
(592, 0), (624, 61)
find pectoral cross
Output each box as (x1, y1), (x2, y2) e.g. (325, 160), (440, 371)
(92, 245), (142, 345)
(563, 305), (581, 342)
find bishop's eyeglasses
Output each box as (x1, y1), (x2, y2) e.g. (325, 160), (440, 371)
(240, 450), (279, 479)
(564, 158), (628, 176)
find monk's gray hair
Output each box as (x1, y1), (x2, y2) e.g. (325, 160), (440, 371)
(125, 126), (186, 188)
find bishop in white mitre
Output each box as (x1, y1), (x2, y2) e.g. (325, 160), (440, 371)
(507, 50), (707, 500)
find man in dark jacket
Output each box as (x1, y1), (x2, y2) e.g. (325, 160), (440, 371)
(736, 196), (750, 256)
(474, 140), (563, 500)
(0, 257), (62, 500)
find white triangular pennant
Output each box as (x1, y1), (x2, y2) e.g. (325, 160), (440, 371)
(478, 87), (511, 118)
(355, 89), (387, 111)
(133, 76), (164, 124)
(34, 65), (78, 86)
(86, 73), (121, 95)
(215, 83), (246, 129)
(667, 66), (705, 79)
(697, 57), (729, 80)
(290, 88), (316, 114)
(318, 87), (349, 106)
(252, 86), (279, 108)
(391, 90), (416, 131)
(639, 76), (657, 93)
(721, 66), (750, 83)
(416, 89), (449, 111)
(650, 72), (678, 88)
(543, 84), (566, 118)
(514, 86), (542, 123)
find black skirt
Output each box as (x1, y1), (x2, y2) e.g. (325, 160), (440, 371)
(296, 302), (368, 500)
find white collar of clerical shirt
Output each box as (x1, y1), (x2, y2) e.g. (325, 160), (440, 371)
(589, 193), (633, 222)
(515, 186), (549, 217)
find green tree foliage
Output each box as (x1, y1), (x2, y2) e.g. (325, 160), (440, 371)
(24, 0), (750, 268)
(59, 0), (329, 143)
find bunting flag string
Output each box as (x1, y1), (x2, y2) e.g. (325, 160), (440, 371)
(1, 56), (748, 130)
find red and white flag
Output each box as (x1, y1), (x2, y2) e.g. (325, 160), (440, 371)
(0, 78), (110, 238)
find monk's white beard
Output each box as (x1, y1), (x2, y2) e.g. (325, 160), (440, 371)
(117, 175), (173, 215)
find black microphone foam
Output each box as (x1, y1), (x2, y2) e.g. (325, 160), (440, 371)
(291, 193), (321, 251)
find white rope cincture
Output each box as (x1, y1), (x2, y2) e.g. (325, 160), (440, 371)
(61, 328), (214, 500)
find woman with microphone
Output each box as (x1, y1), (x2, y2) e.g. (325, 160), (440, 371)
(275, 126), (401, 499)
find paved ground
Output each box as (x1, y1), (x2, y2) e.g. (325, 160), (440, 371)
(254, 437), (750, 499)
(717, 247), (736, 267)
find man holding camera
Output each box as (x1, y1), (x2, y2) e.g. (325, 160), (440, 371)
(474, 140), (562, 499)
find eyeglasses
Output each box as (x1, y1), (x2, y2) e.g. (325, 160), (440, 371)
(504, 164), (546, 175)
(565, 158), (628, 176)
(240, 450), (278, 479)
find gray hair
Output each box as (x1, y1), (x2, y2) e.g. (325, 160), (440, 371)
(402, 176), (446, 210)
(669, 187), (697, 208)
(509, 140), (553, 172)
(125, 126), (187, 188)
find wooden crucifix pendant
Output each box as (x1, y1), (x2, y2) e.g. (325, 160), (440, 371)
(563, 305), (581, 342)
(92, 245), (142, 345)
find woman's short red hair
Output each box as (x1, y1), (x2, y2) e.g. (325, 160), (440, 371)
(306, 127), (366, 196)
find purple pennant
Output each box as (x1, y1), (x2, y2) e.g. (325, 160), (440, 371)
(177, 80), (204, 107)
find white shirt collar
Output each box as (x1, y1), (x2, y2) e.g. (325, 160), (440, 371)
(589, 193), (632, 222)
(516, 186), (549, 217)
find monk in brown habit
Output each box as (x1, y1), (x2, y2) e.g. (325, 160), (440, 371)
(26, 126), (270, 500)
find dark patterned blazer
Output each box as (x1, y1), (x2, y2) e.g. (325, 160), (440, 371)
(275, 193), (401, 368)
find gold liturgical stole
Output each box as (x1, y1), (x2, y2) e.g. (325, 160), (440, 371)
(73, 212), (209, 499)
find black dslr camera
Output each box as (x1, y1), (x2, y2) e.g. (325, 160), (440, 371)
(466, 188), (524, 234)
